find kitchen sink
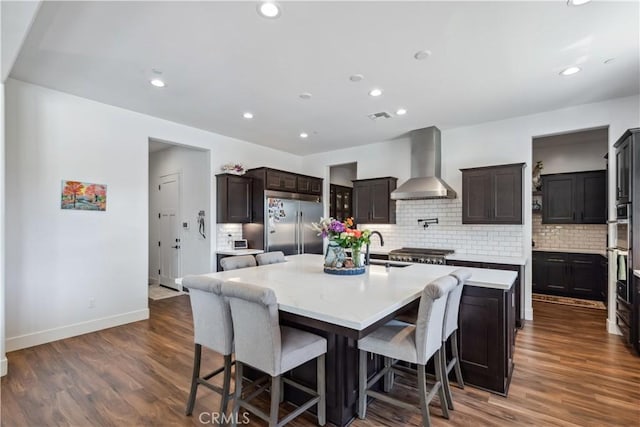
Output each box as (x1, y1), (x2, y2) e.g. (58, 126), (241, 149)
(368, 260), (410, 268)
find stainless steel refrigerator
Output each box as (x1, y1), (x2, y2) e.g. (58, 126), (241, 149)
(265, 196), (323, 255)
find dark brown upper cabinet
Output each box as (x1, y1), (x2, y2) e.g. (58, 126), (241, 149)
(615, 133), (631, 205)
(265, 169), (297, 192)
(541, 170), (606, 224)
(330, 184), (353, 221)
(248, 167), (322, 196)
(216, 174), (252, 223)
(352, 177), (397, 224)
(461, 163), (525, 224)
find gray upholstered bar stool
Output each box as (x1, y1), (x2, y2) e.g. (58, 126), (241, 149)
(439, 268), (471, 410)
(221, 281), (327, 427)
(182, 275), (234, 418)
(357, 275), (457, 427)
(220, 254), (257, 271)
(255, 251), (286, 266)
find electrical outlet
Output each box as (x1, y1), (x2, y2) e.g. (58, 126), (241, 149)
(89, 298), (96, 309)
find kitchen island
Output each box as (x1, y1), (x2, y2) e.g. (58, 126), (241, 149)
(177, 254), (517, 426)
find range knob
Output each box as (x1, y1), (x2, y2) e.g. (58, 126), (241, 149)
(437, 259), (445, 265)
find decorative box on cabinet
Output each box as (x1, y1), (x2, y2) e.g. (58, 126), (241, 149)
(216, 174), (252, 223)
(460, 163), (525, 224)
(352, 177), (397, 224)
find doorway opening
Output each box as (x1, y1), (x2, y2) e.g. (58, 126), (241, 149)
(148, 139), (211, 294)
(328, 162), (357, 222)
(530, 127), (610, 323)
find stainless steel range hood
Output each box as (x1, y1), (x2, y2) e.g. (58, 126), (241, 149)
(390, 126), (457, 200)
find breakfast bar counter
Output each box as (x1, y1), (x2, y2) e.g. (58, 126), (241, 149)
(177, 254), (517, 426)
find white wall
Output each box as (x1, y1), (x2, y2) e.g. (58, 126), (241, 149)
(149, 146), (211, 284)
(533, 139), (607, 174)
(303, 94), (640, 330)
(0, 79), (6, 376)
(330, 163), (357, 187)
(4, 79), (302, 352)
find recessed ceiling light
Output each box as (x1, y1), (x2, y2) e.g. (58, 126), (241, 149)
(299, 92), (312, 100)
(396, 108), (407, 116)
(349, 74), (364, 82)
(567, 0), (591, 6)
(257, 1), (280, 18)
(243, 112), (254, 119)
(414, 50), (432, 60)
(299, 132), (309, 139)
(560, 66), (581, 76)
(369, 88), (383, 97)
(150, 78), (166, 88)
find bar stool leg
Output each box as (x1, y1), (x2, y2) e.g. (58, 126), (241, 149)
(358, 350), (368, 419)
(417, 364), (431, 427)
(269, 376), (281, 427)
(220, 354), (233, 417)
(185, 343), (202, 416)
(434, 349), (450, 420)
(440, 343), (454, 410)
(451, 330), (464, 388)
(231, 362), (243, 427)
(317, 354), (326, 426)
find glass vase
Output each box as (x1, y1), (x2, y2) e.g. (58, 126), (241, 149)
(352, 246), (363, 268)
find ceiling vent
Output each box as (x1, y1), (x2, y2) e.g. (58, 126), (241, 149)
(368, 111), (392, 121)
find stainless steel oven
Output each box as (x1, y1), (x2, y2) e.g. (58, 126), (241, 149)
(616, 250), (631, 303)
(617, 220), (630, 252)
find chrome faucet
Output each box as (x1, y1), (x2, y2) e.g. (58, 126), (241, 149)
(365, 231), (385, 266)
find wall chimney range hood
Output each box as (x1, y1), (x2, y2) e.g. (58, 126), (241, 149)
(390, 126), (457, 200)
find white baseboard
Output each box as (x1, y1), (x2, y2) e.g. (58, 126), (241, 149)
(524, 306), (533, 321)
(6, 309), (149, 352)
(607, 318), (622, 335)
(1, 357), (7, 376)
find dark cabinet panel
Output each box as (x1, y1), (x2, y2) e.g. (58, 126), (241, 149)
(448, 259), (523, 329)
(216, 174), (252, 223)
(532, 251), (604, 300)
(542, 171), (606, 224)
(461, 163), (524, 224)
(458, 285), (512, 395)
(330, 184), (353, 221)
(297, 176), (323, 195)
(266, 169), (297, 192)
(352, 177), (397, 224)
(542, 175), (575, 223)
(615, 136), (631, 204)
(462, 170), (491, 222)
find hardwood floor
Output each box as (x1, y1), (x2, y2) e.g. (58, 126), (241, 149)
(2, 296), (639, 426)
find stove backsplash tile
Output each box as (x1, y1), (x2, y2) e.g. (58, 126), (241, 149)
(360, 199), (523, 257)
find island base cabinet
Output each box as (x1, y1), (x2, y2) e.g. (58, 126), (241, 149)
(458, 285), (514, 396)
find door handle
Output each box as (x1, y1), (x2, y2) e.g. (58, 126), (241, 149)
(171, 245), (180, 249)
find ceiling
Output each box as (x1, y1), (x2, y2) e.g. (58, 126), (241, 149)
(11, 1), (640, 155)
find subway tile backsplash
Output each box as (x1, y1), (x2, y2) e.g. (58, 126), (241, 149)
(216, 224), (243, 251)
(360, 199), (524, 257)
(531, 213), (606, 251)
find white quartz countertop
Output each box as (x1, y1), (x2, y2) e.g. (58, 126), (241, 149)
(216, 249), (264, 256)
(533, 248), (606, 256)
(177, 254), (516, 331)
(446, 253), (528, 266)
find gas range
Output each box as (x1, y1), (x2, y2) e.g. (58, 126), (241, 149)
(388, 247), (455, 265)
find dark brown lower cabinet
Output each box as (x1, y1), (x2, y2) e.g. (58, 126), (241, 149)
(458, 285), (515, 396)
(447, 260), (523, 329)
(532, 251), (605, 300)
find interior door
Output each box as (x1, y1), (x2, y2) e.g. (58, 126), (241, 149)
(158, 174), (181, 290)
(300, 200), (323, 254)
(266, 198), (298, 255)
